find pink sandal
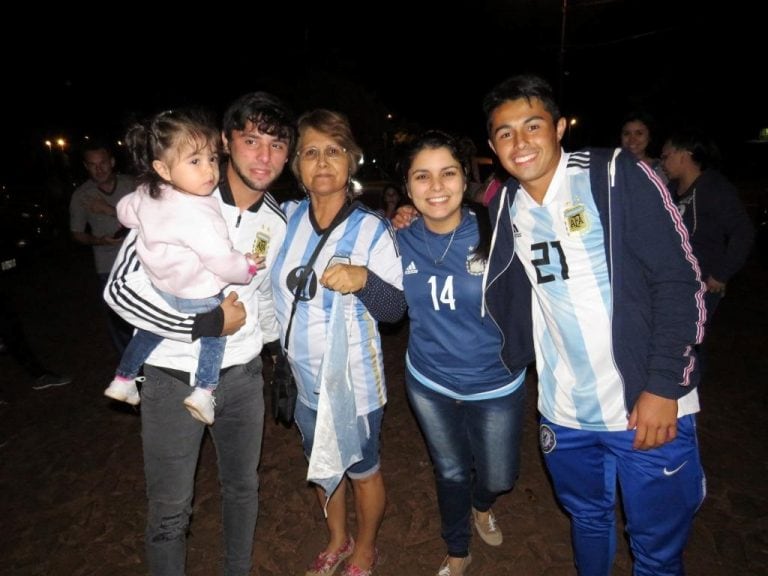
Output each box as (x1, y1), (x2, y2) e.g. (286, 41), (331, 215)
(305, 537), (355, 576)
(340, 549), (379, 576)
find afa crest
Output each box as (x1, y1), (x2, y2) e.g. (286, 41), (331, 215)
(466, 254), (485, 276)
(563, 204), (589, 235)
(252, 229), (271, 258)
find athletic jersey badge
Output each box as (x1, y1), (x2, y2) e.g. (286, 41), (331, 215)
(564, 204), (590, 235)
(466, 254), (485, 276)
(404, 261), (419, 275)
(539, 423), (557, 454)
(252, 228), (271, 258)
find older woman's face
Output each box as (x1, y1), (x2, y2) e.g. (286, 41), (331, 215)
(297, 127), (350, 198)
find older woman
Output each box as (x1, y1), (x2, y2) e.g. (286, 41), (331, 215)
(271, 109), (405, 576)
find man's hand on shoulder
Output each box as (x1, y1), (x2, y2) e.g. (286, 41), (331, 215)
(627, 391), (678, 450)
(390, 205), (419, 230)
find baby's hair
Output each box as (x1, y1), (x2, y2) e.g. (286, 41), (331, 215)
(125, 108), (220, 198)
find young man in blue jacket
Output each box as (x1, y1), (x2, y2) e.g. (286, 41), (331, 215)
(482, 74), (707, 576)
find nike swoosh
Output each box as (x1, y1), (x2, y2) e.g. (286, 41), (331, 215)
(663, 461), (689, 476)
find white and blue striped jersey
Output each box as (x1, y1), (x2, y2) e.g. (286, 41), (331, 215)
(511, 153), (627, 430)
(272, 199), (402, 416)
(398, 210), (523, 399)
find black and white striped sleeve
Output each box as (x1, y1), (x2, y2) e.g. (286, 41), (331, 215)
(103, 231), (208, 343)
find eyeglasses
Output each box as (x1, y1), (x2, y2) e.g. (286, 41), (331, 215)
(297, 145), (347, 163)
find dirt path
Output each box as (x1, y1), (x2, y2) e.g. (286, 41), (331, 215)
(1, 245), (766, 575)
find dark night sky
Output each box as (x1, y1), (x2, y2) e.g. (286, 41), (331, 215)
(3, 0), (765, 183)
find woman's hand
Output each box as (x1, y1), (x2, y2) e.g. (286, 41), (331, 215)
(320, 264), (368, 294)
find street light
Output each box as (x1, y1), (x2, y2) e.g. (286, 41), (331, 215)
(56, 138), (66, 151)
(568, 117), (578, 145)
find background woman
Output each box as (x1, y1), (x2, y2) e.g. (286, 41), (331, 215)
(271, 109), (405, 576)
(378, 183), (406, 219)
(620, 111), (667, 183)
(397, 131), (527, 576)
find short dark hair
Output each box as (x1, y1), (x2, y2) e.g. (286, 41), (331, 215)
(665, 129), (721, 171)
(81, 138), (114, 159)
(222, 92), (296, 155)
(482, 74), (561, 135)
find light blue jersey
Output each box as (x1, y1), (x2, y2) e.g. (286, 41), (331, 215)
(272, 199), (402, 416)
(511, 153), (626, 430)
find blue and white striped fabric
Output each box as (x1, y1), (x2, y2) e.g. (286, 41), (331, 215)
(511, 153), (626, 431)
(272, 199), (402, 416)
(307, 291), (363, 501)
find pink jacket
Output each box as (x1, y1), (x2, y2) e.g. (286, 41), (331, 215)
(117, 185), (252, 299)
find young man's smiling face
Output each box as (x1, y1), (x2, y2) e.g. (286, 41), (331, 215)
(488, 97), (566, 202)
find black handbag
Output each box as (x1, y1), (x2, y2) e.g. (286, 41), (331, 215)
(271, 352), (297, 428)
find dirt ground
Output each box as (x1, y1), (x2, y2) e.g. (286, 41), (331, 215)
(1, 242), (766, 576)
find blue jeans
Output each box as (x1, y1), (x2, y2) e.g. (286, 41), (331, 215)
(116, 291), (225, 390)
(541, 415), (705, 576)
(294, 401), (384, 479)
(405, 370), (526, 557)
(141, 358), (265, 576)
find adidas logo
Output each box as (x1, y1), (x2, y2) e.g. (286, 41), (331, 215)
(405, 261), (419, 275)
(512, 224), (522, 238)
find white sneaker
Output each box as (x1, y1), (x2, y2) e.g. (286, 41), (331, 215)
(183, 388), (215, 425)
(104, 376), (143, 405)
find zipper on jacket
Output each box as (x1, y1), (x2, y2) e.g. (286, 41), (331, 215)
(481, 184), (509, 317)
(607, 149), (629, 416)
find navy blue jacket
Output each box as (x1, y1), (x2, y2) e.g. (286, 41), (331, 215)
(671, 169), (755, 283)
(483, 148), (706, 413)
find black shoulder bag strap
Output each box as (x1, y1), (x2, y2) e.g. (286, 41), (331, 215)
(283, 202), (357, 350)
